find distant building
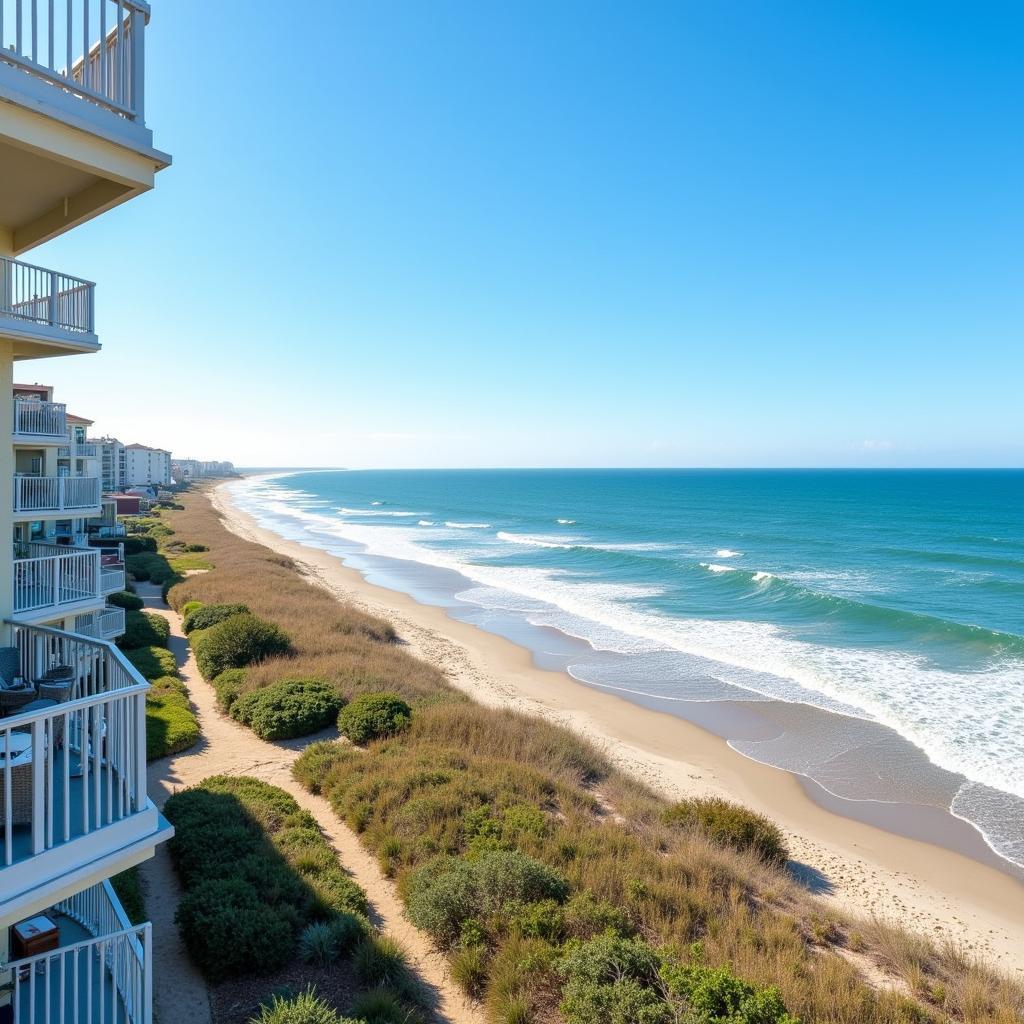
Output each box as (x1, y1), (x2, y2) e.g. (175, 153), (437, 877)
(125, 443), (173, 487)
(91, 436), (127, 493)
(171, 457), (236, 482)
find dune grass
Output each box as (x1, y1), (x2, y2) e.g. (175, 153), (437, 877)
(160, 489), (1023, 1024)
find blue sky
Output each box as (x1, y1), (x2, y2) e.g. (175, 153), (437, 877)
(28, 1), (1024, 468)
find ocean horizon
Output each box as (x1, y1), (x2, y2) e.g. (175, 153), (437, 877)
(227, 467), (1024, 874)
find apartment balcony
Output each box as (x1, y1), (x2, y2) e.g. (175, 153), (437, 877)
(12, 541), (103, 619)
(12, 399), (69, 443)
(0, 0), (170, 253)
(1, 256), (98, 358)
(59, 442), (100, 458)
(0, 623), (169, 923)
(7, 880), (151, 1024)
(74, 604), (126, 640)
(13, 475), (102, 518)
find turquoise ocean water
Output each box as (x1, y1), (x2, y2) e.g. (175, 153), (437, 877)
(229, 469), (1024, 872)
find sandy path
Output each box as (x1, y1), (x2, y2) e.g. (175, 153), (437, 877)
(135, 583), (483, 1024)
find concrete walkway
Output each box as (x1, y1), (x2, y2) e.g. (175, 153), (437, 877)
(135, 583), (482, 1024)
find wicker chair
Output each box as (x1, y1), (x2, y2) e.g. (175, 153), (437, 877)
(0, 646), (36, 716)
(0, 761), (33, 825)
(35, 665), (76, 704)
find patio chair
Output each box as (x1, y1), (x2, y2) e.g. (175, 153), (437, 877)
(35, 665), (76, 704)
(0, 646), (36, 716)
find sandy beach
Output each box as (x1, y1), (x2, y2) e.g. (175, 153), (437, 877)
(212, 482), (1024, 975)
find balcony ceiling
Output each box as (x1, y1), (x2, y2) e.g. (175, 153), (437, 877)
(0, 140), (102, 229)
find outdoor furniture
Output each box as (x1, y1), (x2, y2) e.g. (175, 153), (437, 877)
(11, 915), (59, 959)
(0, 647), (36, 717)
(35, 665), (76, 704)
(0, 734), (34, 826)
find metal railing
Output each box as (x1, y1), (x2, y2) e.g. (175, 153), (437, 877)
(59, 442), (100, 458)
(7, 918), (151, 1024)
(1, 256), (95, 334)
(2, 622), (149, 868)
(12, 399), (68, 439)
(13, 475), (102, 513)
(75, 604), (127, 639)
(13, 541), (102, 613)
(0, 0), (148, 122)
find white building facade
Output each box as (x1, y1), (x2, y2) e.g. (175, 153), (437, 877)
(124, 444), (171, 488)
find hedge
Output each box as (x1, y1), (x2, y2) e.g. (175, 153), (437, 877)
(146, 675), (200, 760)
(163, 776), (368, 981)
(230, 679), (344, 740)
(126, 551), (178, 584)
(118, 610), (170, 650)
(336, 692), (411, 745)
(125, 645), (177, 681)
(183, 602), (250, 634)
(191, 613), (290, 680)
(107, 591), (144, 611)
(212, 668), (247, 712)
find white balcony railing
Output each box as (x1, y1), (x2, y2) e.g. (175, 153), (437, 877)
(13, 542), (102, 613)
(1, 256), (95, 334)
(59, 442), (100, 458)
(0, 0), (147, 122)
(13, 475), (102, 514)
(75, 604), (127, 639)
(8, 880), (151, 1024)
(2, 623), (149, 869)
(12, 399), (68, 440)
(100, 563), (127, 594)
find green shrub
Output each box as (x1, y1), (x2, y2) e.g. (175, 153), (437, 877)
(250, 987), (364, 1024)
(292, 742), (351, 794)
(146, 675), (200, 759)
(347, 988), (423, 1024)
(558, 935), (666, 1024)
(406, 850), (569, 948)
(183, 602), (250, 634)
(299, 922), (340, 967)
(212, 668), (248, 711)
(232, 680), (343, 740)
(110, 868), (146, 924)
(192, 613), (290, 680)
(662, 797), (789, 865)
(162, 575), (184, 604)
(337, 692), (412, 745)
(451, 942), (489, 996)
(122, 536), (157, 555)
(118, 610), (171, 650)
(659, 961), (798, 1024)
(353, 936), (412, 993)
(180, 600), (203, 618)
(107, 590), (144, 611)
(176, 877), (293, 981)
(126, 551), (177, 584)
(125, 645), (178, 681)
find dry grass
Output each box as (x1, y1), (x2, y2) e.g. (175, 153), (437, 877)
(161, 489), (1024, 1024)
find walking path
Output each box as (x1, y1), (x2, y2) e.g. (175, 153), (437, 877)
(134, 583), (482, 1024)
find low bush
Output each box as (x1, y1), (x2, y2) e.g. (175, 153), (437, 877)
(118, 610), (171, 650)
(337, 692), (412, 745)
(183, 601), (250, 634)
(192, 613), (290, 680)
(231, 679), (344, 740)
(662, 797), (789, 865)
(405, 850), (569, 948)
(347, 987), (425, 1024)
(291, 741), (350, 794)
(164, 776), (368, 980)
(111, 868), (146, 924)
(146, 675), (200, 759)
(250, 987), (363, 1024)
(107, 590), (144, 611)
(122, 535), (157, 556)
(125, 645), (177, 681)
(353, 935), (413, 994)
(126, 551), (178, 584)
(161, 575), (183, 604)
(212, 668), (248, 711)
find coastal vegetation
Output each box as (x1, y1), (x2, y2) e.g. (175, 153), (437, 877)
(160, 489), (1024, 1024)
(336, 692), (412, 745)
(231, 679), (343, 740)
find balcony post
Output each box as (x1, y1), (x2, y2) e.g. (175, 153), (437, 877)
(49, 271), (58, 327)
(134, 691), (147, 812)
(130, 8), (146, 123)
(31, 719), (45, 855)
(143, 922), (154, 1024)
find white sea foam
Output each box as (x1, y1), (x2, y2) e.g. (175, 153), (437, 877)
(339, 507), (419, 517)
(701, 562), (736, 574)
(715, 549), (742, 558)
(418, 520), (436, 526)
(230, 480), (1024, 848)
(445, 521), (491, 529)
(752, 571), (775, 582)
(497, 531), (576, 549)
(557, 518), (576, 525)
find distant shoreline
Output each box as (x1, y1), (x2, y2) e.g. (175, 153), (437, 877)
(212, 479), (1024, 973)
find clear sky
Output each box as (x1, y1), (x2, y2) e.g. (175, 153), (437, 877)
(26, 1), (1024, 468)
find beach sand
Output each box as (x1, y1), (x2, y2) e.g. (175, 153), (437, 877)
(212, 482), (1024, 975)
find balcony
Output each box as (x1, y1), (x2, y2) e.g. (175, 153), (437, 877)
(13, 541), (102, 617)
(13, 475), (102, 517)
(59, 442), (100, 458)
(0, 623), (168, 919)
(1, 256), (98, 357)
(7, 881), (151, 1024)
(12, 399), (69, 443)
(0, 0), (169, 253)
(75, 604), (126, 640)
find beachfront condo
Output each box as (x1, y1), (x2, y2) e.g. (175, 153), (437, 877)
(0, 3), (170, 1021)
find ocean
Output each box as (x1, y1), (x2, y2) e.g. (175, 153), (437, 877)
(227, 468), (1024, 873)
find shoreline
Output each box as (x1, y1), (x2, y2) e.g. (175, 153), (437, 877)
(211, 481), (1024, 973)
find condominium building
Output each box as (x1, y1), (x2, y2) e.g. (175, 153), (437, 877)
(1, 3), (171, 1021)
(171, 457), (236, 482)
(124, 443), (171, 487)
